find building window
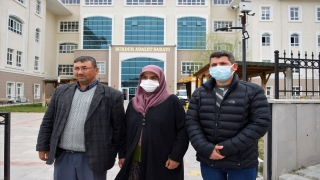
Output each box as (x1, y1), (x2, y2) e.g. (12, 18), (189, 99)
(177, 17), (206, 49)
(317, 7), (320, 21)
(318, 35), (320, 46)
(59, 21), (79, 32)
(17, 0), (24, 4)
(97, 62), (106, 74)
(181, 62), (204, 75)
(213, 21), (233, 32)
(34, 84), (40, 99)
(178, 0), (205, 6)
(7, 48), (13, 65)
(6, 82), (15, 98)
(291, 34), (299, 46)
(266, 86), (272, 98)
(127, 0), (164, 5)
(34, 57), (39, 70)
(213, 0), (232, 5)
(16, 51), (22, 67)
(35, 28), (40, 42)
(262, 33), (270, 46)
(58, 65), (74, 75)
(83, 16), (112, 49)
(16, 83), (24, 98)
(59, 43), (78, 53)
(214, 43), (232, 51)
(85, 0), (112, 5)
(8, 16), (23, 35)
(292, 86), (301, 98)
(125, 16), (164, 45)
(261, 6), (271, 21)
(289, 6), (300, 21)
(36, 0), (41, 15)
(61, 0), (80, 4)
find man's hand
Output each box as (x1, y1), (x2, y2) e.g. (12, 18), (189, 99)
(118, 158), (125, 168)
(165, 158), (180, 170)
(209, 145), (225, 160)
(38, 151), (49, 161)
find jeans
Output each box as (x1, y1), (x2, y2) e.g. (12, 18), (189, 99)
(200, 162), (257, 180)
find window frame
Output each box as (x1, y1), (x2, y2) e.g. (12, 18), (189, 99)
(6, 82), (15, 99)
(36, 0), (42, 15)
(260, 6), (273, 21)
(212, 0), (232, 5)
(58, 65), (74, 76)
(59, 21), (79, 33)
(85, 0), (113, 5)
(288, 5), (302, 22)
(126, 0), (164, 6)
(16, 51), (22, 67)
(262, 33), (271, 46)
(316, 6), (320, 22)
(290, 33), (299, 46)
(7, 48), (13, 65)
(266, 86), (273, 99)
(34, 56), (39, 71)
(97, 61), (106, 74)
(61, 0), (80, 4)
(35, 28), (40, 42)
(181, 62), (204, 75)
(59, 43), (78, 53)
(34, 84), (40, 99)
(8, 16), (23, 35)
(213, 20), (233, 32)
(177, 0), (205, 6)
(16, 83), (24, 98)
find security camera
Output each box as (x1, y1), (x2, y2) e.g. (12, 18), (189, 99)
(232, 5), (239, 9)
(247, 12), (255, 16)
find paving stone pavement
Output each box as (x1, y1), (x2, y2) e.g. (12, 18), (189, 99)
(0, 112), (266, 180)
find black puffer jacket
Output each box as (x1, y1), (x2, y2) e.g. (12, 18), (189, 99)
(185, 74), (270, 169)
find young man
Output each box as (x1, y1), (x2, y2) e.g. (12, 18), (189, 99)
(185, 50), (270, 180)
(36, 56), (125, 180)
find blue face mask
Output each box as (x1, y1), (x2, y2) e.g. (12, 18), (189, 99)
(209, 64), (234, 82)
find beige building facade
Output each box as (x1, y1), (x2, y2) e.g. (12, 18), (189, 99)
(0, 0), (319, 103)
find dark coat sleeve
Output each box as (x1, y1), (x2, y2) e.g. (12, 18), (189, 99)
(168, 95), (189, 163)
(218, 85), (271, 156)
(185, 89), (215, 158)
(36, 86), (60, 151)
(109, 89), (126, 151)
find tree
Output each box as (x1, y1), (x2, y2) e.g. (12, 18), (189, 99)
(187, 32), (242, 71)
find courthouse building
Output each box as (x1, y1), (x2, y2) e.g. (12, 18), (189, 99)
(0, 0), (319, 103)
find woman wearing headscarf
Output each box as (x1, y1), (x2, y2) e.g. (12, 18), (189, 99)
(115, 65), (189, 180)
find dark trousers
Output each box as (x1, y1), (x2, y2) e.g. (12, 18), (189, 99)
(200, 162), (257, 180)
(54, 151), (107, 180)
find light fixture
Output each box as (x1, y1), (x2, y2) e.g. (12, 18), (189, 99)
(247, 12), (255, 16)
(231, 5), (239, 9)
(242, 31), (250, 39)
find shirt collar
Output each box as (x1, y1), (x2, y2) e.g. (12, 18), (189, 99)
(76, 80), (98, 92)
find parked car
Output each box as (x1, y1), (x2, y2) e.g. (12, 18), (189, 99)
(176, 90), (188, 106)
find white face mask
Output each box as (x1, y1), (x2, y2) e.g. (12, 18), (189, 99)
(140, 80), (160, 93)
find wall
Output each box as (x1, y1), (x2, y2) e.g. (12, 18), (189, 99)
(265, 99), (320, 180)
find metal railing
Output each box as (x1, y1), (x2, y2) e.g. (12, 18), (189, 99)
(0, 112), (11, 180)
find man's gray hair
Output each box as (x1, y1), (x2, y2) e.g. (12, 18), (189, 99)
(209, 50), (236, 64)
(74, 56), (97, 68)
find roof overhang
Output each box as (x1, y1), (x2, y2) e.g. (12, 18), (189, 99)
(46, 0), (72, 16)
